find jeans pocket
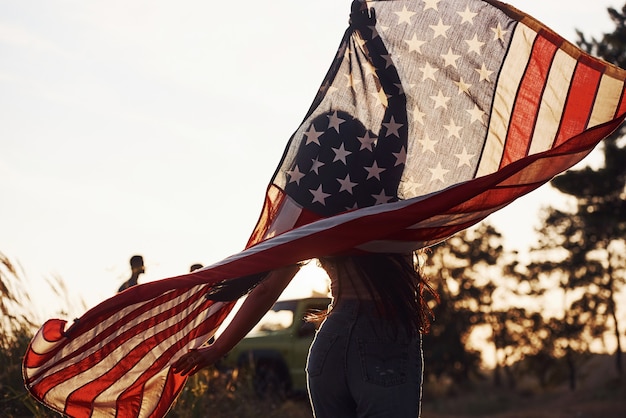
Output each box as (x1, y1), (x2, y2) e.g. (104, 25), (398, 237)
(358, 338), (409, 387)
(306, 331), (338, 377)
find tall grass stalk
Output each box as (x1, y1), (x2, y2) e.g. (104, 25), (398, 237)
(1, 252), (63, 417)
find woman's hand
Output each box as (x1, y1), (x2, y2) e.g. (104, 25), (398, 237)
(171, 346), (221, 376)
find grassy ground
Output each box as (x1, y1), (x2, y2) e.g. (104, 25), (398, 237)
(5, 357), (624, 417)
(421, 379), (626, 417)
(169, 371), (625, 418)
(244, 380), (626, 418)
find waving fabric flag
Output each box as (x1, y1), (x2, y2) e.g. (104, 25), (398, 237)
(23, 1), (626, 417)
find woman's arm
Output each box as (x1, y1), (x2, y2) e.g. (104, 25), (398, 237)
(172, 264), (300, 375)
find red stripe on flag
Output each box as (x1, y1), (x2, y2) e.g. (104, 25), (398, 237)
(115, 339), (193, 417)
(26, 287), (197, 384)
(116, 303), (234, 417)
(24, 320), (68, 369)
(149, 372), (188, 418)
(293, 205), (323, 229)
(246, 185), (287, 247)
(33, 290), (209, 400)
(502, 31), (558, 168)
(555, 59), (603, 146)
(616, 82), (626, 118)
(62, 296), (216, 416)
(41, 319), (65, 344)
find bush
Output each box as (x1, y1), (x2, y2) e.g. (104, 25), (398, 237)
(0, 252), (63, 417)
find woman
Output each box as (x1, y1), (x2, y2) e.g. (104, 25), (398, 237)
(173, 252), (433, 417)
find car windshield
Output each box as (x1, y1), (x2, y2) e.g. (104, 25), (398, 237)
(249, 300), (297, 335)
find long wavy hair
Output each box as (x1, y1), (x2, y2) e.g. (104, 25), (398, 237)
(315, 252), (436, 335)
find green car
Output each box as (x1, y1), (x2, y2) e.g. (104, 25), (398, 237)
(222, 297), (331, 399)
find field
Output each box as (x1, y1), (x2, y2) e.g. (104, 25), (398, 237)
(183, 354), (625, 418)
(3, 353), (624, 417)
(228, 379), (626, 418)
(421, 383), (626, 417)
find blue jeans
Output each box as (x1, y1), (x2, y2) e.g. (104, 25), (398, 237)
(306, 299), (423, 417)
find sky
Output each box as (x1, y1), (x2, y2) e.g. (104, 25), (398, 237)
(1, 0), (624, 320)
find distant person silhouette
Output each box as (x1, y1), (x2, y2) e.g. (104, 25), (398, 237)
(118, 255), (145, 293)
(189, 263), (203, 272)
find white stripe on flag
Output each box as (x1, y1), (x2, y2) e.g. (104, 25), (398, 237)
(139, 370), (171, 418)
(530, 48), (576, 155)
(42, 294), (217, 407)
(29, 288), (199, 387)
(478, 22), (537, 177)
(589, 74), (624, 128)
(265, 195), (303, 239)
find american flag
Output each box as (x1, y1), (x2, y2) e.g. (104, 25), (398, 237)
(23, 1), (626, 416)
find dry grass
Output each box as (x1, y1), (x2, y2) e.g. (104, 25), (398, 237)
(171, 363), (625, 418)
(167, 366), (313, 418)
(421, 357), (626, 418)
